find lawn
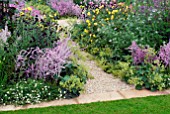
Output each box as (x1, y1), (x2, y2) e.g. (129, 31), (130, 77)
(1, 95), (170, 114)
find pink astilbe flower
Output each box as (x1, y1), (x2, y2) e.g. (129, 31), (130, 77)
(50, 0), (82, 16)
(158, 41), (170, 67)
(128, 41), (146, 65)
(35, 38), (72, 79)
(16, 38), (72, 80)
(16, 47), (44, 78)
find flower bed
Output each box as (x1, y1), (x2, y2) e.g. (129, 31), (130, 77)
(72, 0), (170, 91)
(0, 0), (90, 106)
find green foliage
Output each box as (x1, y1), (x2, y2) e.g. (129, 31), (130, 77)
(0, 41), (17, 86)
(112, 61), (130, 79)
(13, 15), (59, 50)
(0, 79), (61, 105)
(72, 1), (170, 63)
(126, 63), (170, 91)
(59, 75), (84, 95)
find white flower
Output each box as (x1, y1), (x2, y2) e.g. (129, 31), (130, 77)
(0, 23), (11, 43)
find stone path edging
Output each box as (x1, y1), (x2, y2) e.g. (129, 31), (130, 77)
(0, 89), (169, 112)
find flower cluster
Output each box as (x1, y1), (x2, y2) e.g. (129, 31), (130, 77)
(16, 38), (72, 80)
(158, 41), (170, 67)
(49, 0), (82, 16)
(0, 79), (62, 105)
(128, 41), (146, 65)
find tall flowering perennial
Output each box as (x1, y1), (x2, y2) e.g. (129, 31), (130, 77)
(49, 0), (82, 16)
(128, 41), (146, 65)
(16, 47), (44, 78)
(35, 38), (72, 79)
(16, 38), (72, 80)
(158, 41), (170, 67)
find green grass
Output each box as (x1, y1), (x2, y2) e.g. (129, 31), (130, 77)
(1, 95), (170, 114)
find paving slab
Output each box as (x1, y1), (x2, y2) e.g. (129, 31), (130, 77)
(118, 89), (169, 99)
(0, 99), (78, 111)
(76, 91), (124, 104)
(165, 89), (170, 94)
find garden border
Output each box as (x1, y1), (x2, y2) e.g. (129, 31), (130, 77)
(0, 89), (169, 112)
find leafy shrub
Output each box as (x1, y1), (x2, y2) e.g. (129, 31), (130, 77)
(0, 79), (61, 105)
(124, 42), (170, 91)
(59, 75), (84, 96)
(127, 63), (170, 91)
(13, 15), (59, 50)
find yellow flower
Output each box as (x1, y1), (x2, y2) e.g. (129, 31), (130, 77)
(20, 12), (24, 16)
(105, 18), (109, 21)
(111, 15), (114, 20)
(92, 18), (95, 21)
(80, 5), (85, 9)
(99, 5), (104, 9)
(93, 10), (95, 13)
(118, 3), (125, 7)
(95, 8), (99, 12)
(86, 19), (90, 23)
(96, 11), (99, 15)
(27, 7), (32, 11)
(106, 8), (108, 11)
(94, 23), (98, 26)
(90, 40), (93, 42)
(108, 11), (111, 15)
(54, 13), (57, 16)
(93, 34), (96, 38)
(84, 29), (89, 33)
(81, 34), (83, 37)
(88, 23), (91, 26)
(95, 8), (99, 14)
(87, 12), (91, 16)
(90, 34), (92, 37)
(112, 10), (118, 14)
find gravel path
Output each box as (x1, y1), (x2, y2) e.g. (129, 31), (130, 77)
(79, 58), (134, 94)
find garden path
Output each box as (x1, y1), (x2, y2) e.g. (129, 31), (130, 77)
(58, 19), (134, 94)
(78, 52), (134, 94)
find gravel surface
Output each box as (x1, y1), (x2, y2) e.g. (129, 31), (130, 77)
(79, 59), (134, 94)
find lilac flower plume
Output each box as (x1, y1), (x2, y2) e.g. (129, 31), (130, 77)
(49, 0), (82, 16)
(35, 38), (72, 79)
(158, 41), (170, 67)
(16, 38), (72, 80)
(128, 41), (146, 65)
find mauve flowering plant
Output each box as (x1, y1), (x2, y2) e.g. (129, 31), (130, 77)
(49, 0), (82, 16)
(35, 38), (72, 79)
(9, 0), (26, 12)
(128, 41), (158, 65)
(128, 41), (146, 65)
(158, 41), (170, 67)
(16, 38), (72, 81)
